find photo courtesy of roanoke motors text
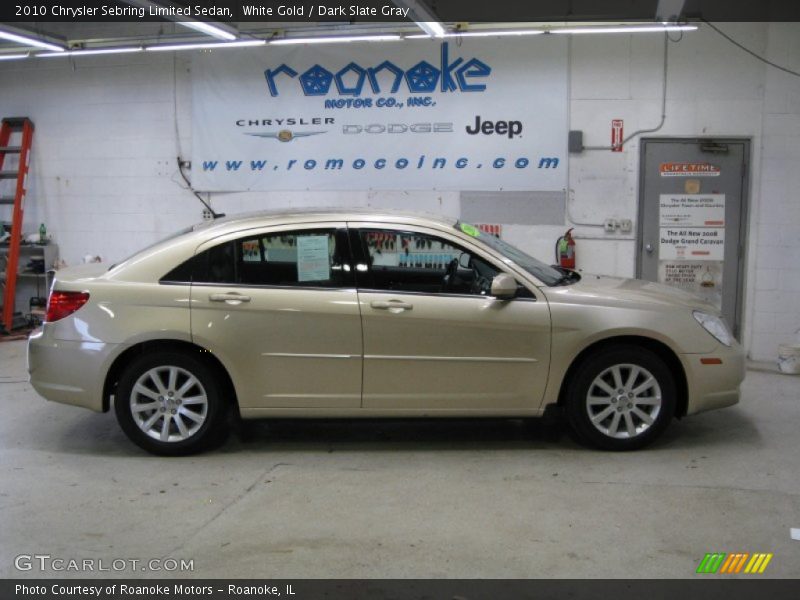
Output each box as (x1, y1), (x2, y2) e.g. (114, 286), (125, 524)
(1, 0), (799, 598)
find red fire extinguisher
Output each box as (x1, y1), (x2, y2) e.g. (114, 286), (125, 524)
(555, 228), (576, 269)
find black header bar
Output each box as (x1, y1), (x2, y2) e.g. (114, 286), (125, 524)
(2, 0), (800, 23)
(3, 579), (800, 600)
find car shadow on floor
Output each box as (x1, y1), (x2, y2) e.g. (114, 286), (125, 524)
(654, 407), (762, 449)
(218, 407), (760, 455)
(225, 417), (571, 454)
(40, 405), (760, 457)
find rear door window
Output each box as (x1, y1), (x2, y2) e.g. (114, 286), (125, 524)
(161, 228), (354, 288)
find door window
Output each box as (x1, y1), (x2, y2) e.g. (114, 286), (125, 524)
(357, 229), (520, 297)
(162, 228), (354, 288)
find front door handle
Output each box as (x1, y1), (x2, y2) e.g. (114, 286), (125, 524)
(370, 300), (413, 312)
(645, 243), (654, 253)
(209, 292), (251, 304)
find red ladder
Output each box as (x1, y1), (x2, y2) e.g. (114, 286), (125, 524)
(0, 117), (35, 333)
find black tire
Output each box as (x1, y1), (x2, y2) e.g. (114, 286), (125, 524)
(565, 345), (676, 450)
(114, 351), (228, 456)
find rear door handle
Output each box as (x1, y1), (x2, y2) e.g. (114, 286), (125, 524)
(370, 300), (413, 311)
(209, 292), (251, 304)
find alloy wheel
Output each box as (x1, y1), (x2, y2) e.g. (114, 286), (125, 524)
(586, 363), (662, 440)
(129, 366), (209, 443)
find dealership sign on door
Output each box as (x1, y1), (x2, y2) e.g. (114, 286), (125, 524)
(658, 194), (726, 260)
(659, 162), (720, 177)
(658, 194), (726, 309)
(191, 38), (568, 191)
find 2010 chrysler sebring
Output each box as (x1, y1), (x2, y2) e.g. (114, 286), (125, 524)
(28, 210), (744, 455)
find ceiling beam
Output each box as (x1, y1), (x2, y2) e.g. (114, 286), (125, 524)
(656, 0), (687, 22)
(391, 0), (446, 37)
(119, 0), (239, 40)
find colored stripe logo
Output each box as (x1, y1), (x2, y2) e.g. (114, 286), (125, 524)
(697, 552), (773, 574)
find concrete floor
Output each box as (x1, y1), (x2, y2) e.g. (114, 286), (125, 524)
(1, 339), (798, 579)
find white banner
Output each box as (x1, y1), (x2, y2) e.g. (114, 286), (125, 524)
(191, 38), (568, 191)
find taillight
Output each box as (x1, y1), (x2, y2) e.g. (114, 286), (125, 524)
(45, 291), (90, 322)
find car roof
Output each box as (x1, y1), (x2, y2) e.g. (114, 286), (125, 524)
(193, 207), (458, 235)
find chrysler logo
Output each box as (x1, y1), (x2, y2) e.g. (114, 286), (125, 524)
(245, 130), (327, 142)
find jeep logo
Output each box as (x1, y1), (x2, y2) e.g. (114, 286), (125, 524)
(466, 116), (523, 139)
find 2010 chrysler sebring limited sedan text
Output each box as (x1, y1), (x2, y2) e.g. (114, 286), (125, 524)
(28, 210), (745, 455)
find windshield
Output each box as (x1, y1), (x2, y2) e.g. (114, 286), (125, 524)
(456, 222), (565, 286)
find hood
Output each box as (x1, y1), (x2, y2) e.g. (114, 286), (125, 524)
(544, 273), (719, 313)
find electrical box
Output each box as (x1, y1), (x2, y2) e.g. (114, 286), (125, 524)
(568, 130), (584, 154)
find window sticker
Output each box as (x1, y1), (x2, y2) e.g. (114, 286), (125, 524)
(296, 235), (331, 282)
(460, 223), (481, 237)
(241, 240), (261, 262)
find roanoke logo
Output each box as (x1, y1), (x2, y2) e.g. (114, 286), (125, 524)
(264, 42), (491, 97)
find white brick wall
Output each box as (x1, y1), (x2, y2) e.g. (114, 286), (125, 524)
(751, 23), (800, 359)
(1, 23), (798, 360)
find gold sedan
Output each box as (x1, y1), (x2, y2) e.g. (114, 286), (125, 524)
(28, 209), (744, 454)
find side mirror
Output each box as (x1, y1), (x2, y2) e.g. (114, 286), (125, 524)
(490, 273), (517, 299)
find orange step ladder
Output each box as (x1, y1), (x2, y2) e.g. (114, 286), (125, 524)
(0, 117), (35, 333)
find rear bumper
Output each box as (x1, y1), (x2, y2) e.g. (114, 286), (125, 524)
(27, 328), (118, 412)
(681, 342), (746, 415)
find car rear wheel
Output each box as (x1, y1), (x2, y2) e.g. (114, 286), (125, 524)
(114, 352), (227, 455)
(565, 345), (676, 450)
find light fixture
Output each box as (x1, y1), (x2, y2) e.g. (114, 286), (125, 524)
(270, 35), (402, 45)
(404, 25), (697, 39)
(0, 53), (30, 60)
(0, 30), (65, 52)
(146, 40), (266, 52)
(37, 47), (144, 58)
(452, 30), (545, 37)
(416, 22), (446, 38)
(177, 21), (237, 41)
(551, 25), (698, 34)
(406, 30), (544, 39)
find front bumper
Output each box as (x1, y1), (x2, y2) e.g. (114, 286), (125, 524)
(681, 341), (746, 415)
(27, 328), (118, 412)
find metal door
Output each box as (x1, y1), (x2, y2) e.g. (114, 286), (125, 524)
(638, 138), (749, 338)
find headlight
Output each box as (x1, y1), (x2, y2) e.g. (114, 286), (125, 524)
(693, 311), (733, 347)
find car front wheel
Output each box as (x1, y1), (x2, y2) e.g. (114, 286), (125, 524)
(114, 351), (227, 455)
(565, 345), (676, 450)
